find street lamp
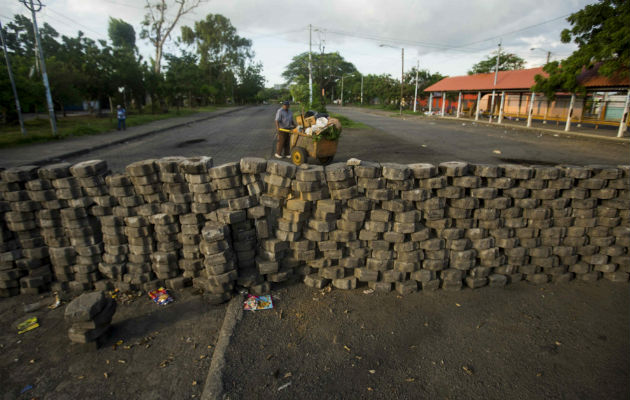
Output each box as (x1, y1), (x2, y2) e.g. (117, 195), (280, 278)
(341, 73), (362, 107)
(530, 47), (551, 64)
(380, 44), (404, 116)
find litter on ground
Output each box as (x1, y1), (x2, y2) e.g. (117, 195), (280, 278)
(17, 317), (39, 334)
(148, 288), (174, 306)
(244, 294), (273, 311)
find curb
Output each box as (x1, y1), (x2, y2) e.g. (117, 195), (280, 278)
(201, 295), (243, 400)
(27, 106), (248, 166)
(434, 115), (630, 144)
(337, 106), (630, 143)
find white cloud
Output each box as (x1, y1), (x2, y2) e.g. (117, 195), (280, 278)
(1, 0), (594, 84)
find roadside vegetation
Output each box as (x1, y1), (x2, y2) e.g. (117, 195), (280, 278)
(329, 113), (371, 129)
(0, 106), (218, 148)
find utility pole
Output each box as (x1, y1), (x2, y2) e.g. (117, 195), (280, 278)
(21, 0), (57, 135)
(546, 51), (550, 64)
(341, 75), (344, 106)
(400, 47), (404, 116)
(489, 40), (501, 123)
(413, 59), (419, 113)
(360, 74), (363, 106)
(308, 24), (313, 106)
(0, 20), (26, 135)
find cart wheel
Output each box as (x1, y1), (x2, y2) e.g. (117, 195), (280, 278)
(318, 156), (333, 165)
(291, 147), (307, 166)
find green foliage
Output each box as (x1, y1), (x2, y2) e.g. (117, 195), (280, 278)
(468, 51), (526, 75)
(534, 0), (629, 98)
(329, 113), (369, 129)
(311, 124), (341, 142)
(0, 11), (264, 130)
(108, 18), (136, 49)
(180, 14), (252, 68)
(283, 52), (357, 106)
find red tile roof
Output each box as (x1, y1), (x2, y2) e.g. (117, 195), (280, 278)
(425, 66), (629, 92)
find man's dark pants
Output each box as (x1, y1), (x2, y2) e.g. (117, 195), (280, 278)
(276, 130), (290, 155)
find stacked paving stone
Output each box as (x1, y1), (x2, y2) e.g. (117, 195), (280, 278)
(197, 221), (237, 303)
(65, 291), (116, 348)
(35, 163), (76, 292)
(156, 157), (192, 291)
(123, 160), (162, 291)
(287, 165), (327, 286)
(179, 156), (215, 283)
(1, 157), (629, 299)
(0, 188), (22, 297)
(100, 173), (136, 287)
(72, 160), (118, 292)
(234, 158), (268, 293)
(145, 157), (193, 290)
(324, 163), (361, 291)
(66, 160), (111, 292)
(255, 160), (298, 288)
(1, 166), (52, 294)
(565, 165), (630, 282)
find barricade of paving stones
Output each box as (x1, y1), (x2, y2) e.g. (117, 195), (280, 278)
(1, 158), (629, 300)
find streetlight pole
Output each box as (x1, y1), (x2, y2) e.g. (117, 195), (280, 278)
(341, 75), (344, 107)
(0, 20), (26, 135)
(489, 40), (501, 123)
(22, 0), (57, 135)
(413, 59), (419, 113)
(360, 74), (363, 106)
(380, 43), (404, 116)
(400, 47), (404, 116)
(308, 24), (313, 106)
(530, 47), (552, 64)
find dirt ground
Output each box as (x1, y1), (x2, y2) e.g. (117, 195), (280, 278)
(222, 279), (629, 400)
(0, 288), (226, 400)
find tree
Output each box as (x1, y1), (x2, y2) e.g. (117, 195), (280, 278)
(283, 52), (357, 107)
(180, 14), (252, 68)
(164, 51), (202, 109)
(106, 18), (145, 111)
(180, 14), (253, 103)
(235, 63), (265, 104)
(468, 51), (526, 75)
(108, 18), (136, 49)
(141, 0), (203, 74)
(46, 56), (84, 116)
(533, 0), (629, 99)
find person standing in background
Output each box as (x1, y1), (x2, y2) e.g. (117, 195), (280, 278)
(274, 101), (294, 158)
(117, 105), (127, 131)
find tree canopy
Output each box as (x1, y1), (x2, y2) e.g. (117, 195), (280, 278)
(468, 51), (525, 75)
(283, 52), (357, 108)
(0, 11), (266, 124)
(533, 0), (629, 98)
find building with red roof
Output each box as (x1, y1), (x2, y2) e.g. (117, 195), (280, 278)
(423, 66), (629, 137)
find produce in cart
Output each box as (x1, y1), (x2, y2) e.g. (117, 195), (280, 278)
(287, 111), (342, 166)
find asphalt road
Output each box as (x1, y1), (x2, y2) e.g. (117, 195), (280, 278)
(328, 106), (629, 166)
(54, 105), (628, 172)
(223, 279), (629, 400)
(0, 289), (225, 400)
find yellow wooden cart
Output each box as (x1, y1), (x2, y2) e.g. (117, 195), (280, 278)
(279, 115), (341, 166)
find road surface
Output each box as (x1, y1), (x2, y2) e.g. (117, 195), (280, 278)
(41, 105), (628, 172)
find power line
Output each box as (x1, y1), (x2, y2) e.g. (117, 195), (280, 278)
(314, 26), (486, 53)
(44, 7), (108, 38)
(313, 12), (575, 54)
(454, 14), (571, 48)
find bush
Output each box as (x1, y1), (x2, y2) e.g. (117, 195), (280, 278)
(309, 96), (327, 113)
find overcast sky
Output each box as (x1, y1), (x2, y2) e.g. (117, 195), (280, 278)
(2, 0), (595, 86)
